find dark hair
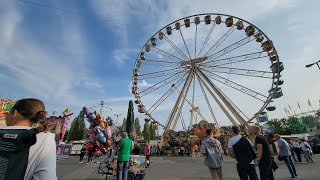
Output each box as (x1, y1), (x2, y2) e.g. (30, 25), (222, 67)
(231, 126), (240, 134)
(301, 139), (305, 142)
(11, 98), (51, 132)
(206, 129), (213, 136)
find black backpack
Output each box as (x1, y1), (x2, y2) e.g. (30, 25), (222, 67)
(0, 128), (38, 180)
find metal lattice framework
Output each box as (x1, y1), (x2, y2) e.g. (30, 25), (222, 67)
(131, 13), (284, 135)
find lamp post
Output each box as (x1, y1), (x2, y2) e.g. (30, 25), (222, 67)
(305, 60), (320, 70)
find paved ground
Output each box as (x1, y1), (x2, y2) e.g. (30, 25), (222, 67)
(57, 155), (320, 180)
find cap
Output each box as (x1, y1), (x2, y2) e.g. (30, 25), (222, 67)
(121, 132), (128, 137)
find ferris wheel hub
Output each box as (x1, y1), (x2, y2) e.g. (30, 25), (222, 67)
(180, 56), (208, 67)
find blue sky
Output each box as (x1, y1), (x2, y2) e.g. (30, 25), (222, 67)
(0, 0), (320, 129)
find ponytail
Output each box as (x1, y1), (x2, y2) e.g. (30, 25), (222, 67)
(31, 111), (51, 132)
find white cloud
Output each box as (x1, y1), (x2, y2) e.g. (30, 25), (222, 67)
(0, 2), (106, 116)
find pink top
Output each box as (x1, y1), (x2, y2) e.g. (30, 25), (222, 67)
(144, 145), (151, 156)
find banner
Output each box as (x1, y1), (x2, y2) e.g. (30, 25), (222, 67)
(46, 108), (72, 145)
(0, 99), (15, 126)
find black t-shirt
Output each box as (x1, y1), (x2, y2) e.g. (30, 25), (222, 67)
(255, 135), (271, 162)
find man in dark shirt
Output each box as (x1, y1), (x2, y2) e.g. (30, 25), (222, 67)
(228, 126), (258, 180)
(254, 126), (274, 180)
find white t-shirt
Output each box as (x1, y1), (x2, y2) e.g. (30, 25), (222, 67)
(4, 126), (57, 180)
(228, 135), (255, 164)
(301, 142), (311, 152)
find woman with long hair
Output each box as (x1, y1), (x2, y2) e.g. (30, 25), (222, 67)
(4, 98), (57, 180)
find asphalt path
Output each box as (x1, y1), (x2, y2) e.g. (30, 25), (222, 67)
(57, 154), (320, 180)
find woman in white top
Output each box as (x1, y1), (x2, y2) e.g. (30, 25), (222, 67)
(300, 139), (314, 163)
(5, 98), (57, 180)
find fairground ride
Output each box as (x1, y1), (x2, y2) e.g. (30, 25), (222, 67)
(131, 13), (284, 144)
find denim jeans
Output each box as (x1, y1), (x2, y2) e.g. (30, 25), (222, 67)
(282, 156), (297, 177)
(116, 161), (129, 180)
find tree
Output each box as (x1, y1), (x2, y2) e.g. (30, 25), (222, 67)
(134, 117), (142, 136)
(149, 123), (156, 140)
(67, 111), (87, 141)
(300, 115), (319, 130)
(121, 118), (127, 132)
(142, 121), (151, 140)
(78, 111), (87, 139)
(286, 116), (307, 134)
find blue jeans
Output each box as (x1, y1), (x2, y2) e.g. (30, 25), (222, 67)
(117, 161), (129, 180)
(283, 156), (297, 177)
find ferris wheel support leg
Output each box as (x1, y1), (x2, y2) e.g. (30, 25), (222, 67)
(196, 72), (238, 126)
(172, 86), (207, 122)
(198, 70), (250, 128)
(172, 71), (195, 131)
(164, 69), (194, 134)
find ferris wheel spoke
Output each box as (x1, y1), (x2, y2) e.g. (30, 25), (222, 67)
(140, 71), (187, 97)
(140, 59), (181, 67)
(202, 26), (236, 57)
(151, 46), (184, 62)
(194, 25), (198, 59)
(197, 23), (216, 58)
(195, 72), (238, 126)
(197, 73), (218, 126)
(197, 69), (250, 126)
(163, 35), (190, 60)
(203, 66), (273, 79)
(201, 51), (266, 67)
(138, 68), (184, 80)
(178, 29), (192, 59)
(201, 68), (268, 101)
(204, 32), (258, 63)
(147, 75), (187, 114)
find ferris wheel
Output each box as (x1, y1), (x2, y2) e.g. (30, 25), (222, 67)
(131, 13), (284, 135)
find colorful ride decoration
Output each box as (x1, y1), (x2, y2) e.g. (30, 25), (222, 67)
(0, 99), (15, 126)
(83, 106), (113, 157)
(46, 108), (73, 145)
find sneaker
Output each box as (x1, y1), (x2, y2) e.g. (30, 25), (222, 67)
(79, 161), (83, 164)
(86, 162), (89, 164)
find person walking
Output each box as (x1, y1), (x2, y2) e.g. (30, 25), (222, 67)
(253, 126), (274, 180)
(194, 143), (199, 156)
(151, 145), (156, 156)
(300, 139), (314, 163)
(228, 126), (258, 180)
(288, 141), (297, 162)
(292, 140), (302, 162)
(144, 141), (151, 167)
(116, 132), (133, 180)
(79, 145), (86, 164)
(275, 134), (297, 178)
(86, 149), (93, 164)
(200, 129), (223, 180)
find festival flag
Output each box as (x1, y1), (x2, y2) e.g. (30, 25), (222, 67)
(288, 104), (292, 110)
(308, 99), (312, 106)
(297, 101), (301, 109)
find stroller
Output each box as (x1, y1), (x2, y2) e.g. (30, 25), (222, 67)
(98, 149), (146, 180)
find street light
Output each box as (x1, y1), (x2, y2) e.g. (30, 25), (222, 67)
(305, 60), (320, 70)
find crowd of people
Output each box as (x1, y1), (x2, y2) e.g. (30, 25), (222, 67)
(200, 125), (316, 180)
